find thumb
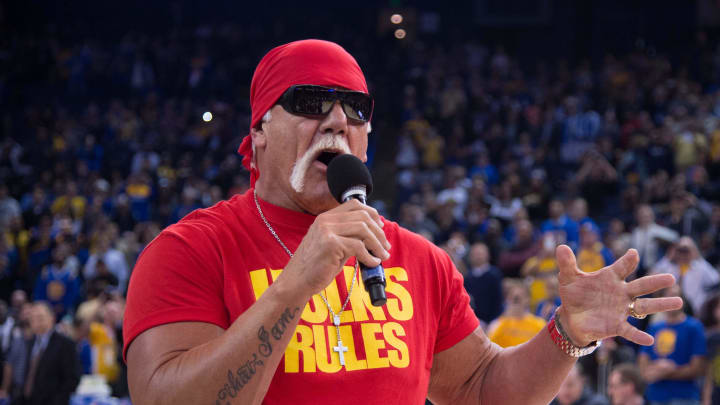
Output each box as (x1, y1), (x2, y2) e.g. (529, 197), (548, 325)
(556, 244), (579, 284)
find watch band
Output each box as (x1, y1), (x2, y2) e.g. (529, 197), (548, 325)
(547, 310), (601, 357)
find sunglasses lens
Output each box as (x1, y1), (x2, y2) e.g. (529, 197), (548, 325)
(342, 94), (372, 121)
(290, 86), (372, 122)
(294, 89), (325, 115)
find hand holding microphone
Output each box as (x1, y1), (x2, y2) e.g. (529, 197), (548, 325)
(327, 154), (388, 307)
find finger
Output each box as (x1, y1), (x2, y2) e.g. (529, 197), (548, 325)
(555, 245), (579, 283)
(339, 211), (390, 250)
(626, 274), (676, 297)
(618, 322), (655, 346)
(340, 236), (382, 268)
(612, 249), (640, 280)
(633, 297), (684, 316)
(335, 199), (384, 227)
(333, 222), (389, 261)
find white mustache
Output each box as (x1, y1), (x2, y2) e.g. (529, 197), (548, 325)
(289, 135), (351, 193)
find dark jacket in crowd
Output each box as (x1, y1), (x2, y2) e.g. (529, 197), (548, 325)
(22, 331), (80, 405)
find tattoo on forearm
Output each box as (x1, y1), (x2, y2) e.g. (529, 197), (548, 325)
(215, 307), (300, 405)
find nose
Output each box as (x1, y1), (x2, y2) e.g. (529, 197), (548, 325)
(318, 101), (348, 135)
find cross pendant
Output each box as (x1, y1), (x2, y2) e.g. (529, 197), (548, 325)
(333, 337), (348, 366)
(331, 315), (347, 366)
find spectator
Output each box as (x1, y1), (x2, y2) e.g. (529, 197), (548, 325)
(0, 301), (12, 357)
(569, 198), (599, 230)
(83, 232), (130, 293)
(498, 219), (540, 277)
(665, 193), (709, 240)
(651, 237), (720, 315)
(487, 279), (546, 347)
(701, 294), (720, 405)
(576, 223), (615, 273)
(541, 199), (580, 248)
(20, 302), (80, 405)
(0, 185), (21, 231)
(534, 274), (562, 321)
(572, 150), (619, 219)
(49, 181), (87, 220)
(4, 302), (31, 403)
(521, 233), (560, 314)
(607, 363), (647, 405)
(551, 363), (609, 405)
(638, 284), (707, 405)
(464, 242), (503, 326)
(32, 241), (80, 319)
(630, 204), (679, 272)
(580, 337), (637, 396)
(488, 180), (524, 224)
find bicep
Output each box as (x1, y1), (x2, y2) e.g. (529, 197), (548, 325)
(427, 326), (501, 405)
(127, 322), (225, 399)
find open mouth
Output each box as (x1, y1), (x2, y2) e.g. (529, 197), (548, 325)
(315, 150), (342, 166)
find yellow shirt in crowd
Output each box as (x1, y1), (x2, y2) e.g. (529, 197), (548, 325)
(487, 314), (547, 348)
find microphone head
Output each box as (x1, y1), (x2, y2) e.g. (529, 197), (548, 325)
(327, 154), (373, 203)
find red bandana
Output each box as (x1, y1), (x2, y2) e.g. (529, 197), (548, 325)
(237, 39), (369, 186)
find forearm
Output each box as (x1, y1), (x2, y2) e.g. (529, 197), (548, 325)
(666, 360), (706, 380)
(480, 325), (575, 404)
(138, 274), (309, 405)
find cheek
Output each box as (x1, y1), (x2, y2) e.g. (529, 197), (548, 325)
(349, 131), (369, 158)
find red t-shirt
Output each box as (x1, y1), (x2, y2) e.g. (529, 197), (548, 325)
(123, 190), (478, 404)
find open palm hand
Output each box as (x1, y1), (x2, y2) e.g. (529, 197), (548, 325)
(555, 245), (683, 347)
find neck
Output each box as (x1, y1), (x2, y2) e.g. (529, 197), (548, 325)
(254, 181), (304, 213)
(506, 307), (526, 318)
(254, 180), (337, 215)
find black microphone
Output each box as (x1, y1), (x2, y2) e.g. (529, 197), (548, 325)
(327, 154), (387, 307)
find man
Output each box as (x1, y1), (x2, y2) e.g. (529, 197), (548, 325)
(487, 279), (546, 347)
(607, 363), (646, 405)
(21, 302), (80, 405)
(651, 237), (719, 315)
(576, 223), (614, 273)
(124, 39), (681, 405)
(569, 198), (598, 230)
(541, 199), (580, 248)
(83, 232), (129, 293)
(32, 241), (80, 319)
(551, 363), (609, 405)
(498, 218), (540, 277)
(463, 242), (503, 326)
(630, 204), (678, 272)
(638, 284), (706, 405)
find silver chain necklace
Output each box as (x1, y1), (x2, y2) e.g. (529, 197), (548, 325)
(253, 189), (357, 367)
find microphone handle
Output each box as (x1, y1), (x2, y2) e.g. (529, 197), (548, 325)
(342, 190), (387, 307)
(361, 263), (387, 307)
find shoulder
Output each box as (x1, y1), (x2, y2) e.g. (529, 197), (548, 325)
(685, 317), (706, 332)
(51, 331), (75, 348)
(143, 194), (250, 261)
(168, 194), (247, 239)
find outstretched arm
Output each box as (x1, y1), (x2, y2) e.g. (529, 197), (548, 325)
(428, 246), (682, 404)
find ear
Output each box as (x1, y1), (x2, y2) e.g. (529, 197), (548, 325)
(250, 124), (267, 149)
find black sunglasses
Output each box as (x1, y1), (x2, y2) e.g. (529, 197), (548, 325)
(278, 85), (374, 123)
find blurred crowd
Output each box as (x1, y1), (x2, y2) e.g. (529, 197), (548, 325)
(4, 10), (720, 405)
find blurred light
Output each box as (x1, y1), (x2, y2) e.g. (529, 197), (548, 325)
(203, 111), (213, 122)
(394, 29), (406, 39)
(390, 14), (403, 24)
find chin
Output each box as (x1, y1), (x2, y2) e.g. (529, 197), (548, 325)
(295, 184), (339, 215)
